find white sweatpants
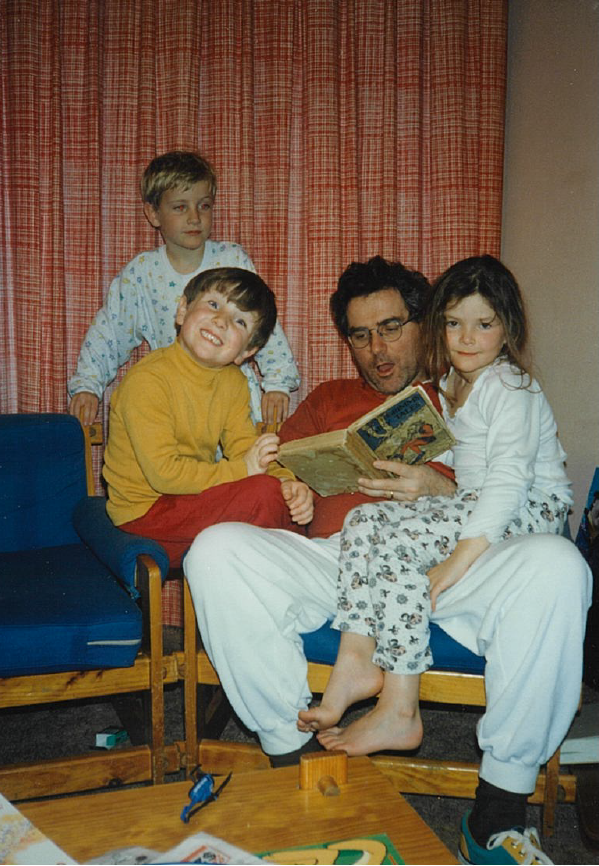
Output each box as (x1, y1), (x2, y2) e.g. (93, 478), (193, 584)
(184, 524), (592, 793)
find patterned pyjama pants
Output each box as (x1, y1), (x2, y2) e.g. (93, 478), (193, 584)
(332, 489), (568, 675)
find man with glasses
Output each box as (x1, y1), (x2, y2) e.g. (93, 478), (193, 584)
(184, 256), (590, 865)
(274, 256), (455, 541)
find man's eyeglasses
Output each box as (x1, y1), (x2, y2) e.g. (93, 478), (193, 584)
(347, 316), (416, 349)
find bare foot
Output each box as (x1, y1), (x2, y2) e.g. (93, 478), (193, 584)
(316, 702), (423, 756)
(297, 647), (384, 733)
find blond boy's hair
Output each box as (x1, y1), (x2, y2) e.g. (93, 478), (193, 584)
(141, 151), (217, 208)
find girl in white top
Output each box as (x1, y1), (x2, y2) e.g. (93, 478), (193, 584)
(298, 255), (572, 756)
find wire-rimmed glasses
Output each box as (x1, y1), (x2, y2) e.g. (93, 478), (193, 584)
(347, 315), (416, 349)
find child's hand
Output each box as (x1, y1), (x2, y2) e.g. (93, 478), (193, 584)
(281, 480), (314, 525)
(69, 391), (99, 426)
(427, 556), (468, 612)
(261, 391), (290, 426)
(244, 433), (280, 475)
(427, 537), (490, 611)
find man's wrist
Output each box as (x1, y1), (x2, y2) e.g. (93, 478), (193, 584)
(424, 467), (456, 497)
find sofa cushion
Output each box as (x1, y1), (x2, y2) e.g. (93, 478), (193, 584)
(0, 545), (142, 676)
(301, 620), (485, 674)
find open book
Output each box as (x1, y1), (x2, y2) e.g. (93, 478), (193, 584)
(277, 384), (454, 496)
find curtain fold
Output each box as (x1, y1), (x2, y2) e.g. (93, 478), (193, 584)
(0, 0), (507, 416)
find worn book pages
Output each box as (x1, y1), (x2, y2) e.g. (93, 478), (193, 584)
(278, 384), (454, 496)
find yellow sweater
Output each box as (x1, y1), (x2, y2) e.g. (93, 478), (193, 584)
(104, 340), (292, 525)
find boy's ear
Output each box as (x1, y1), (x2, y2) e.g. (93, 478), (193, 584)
(233, 346), (258, 366)
(175, 296), (188, 326)
(143, 201), (162, 229)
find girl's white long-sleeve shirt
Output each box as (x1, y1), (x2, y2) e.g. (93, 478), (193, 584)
(439, 360), (572, 543)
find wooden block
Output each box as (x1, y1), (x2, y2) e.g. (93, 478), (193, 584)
(299, 750), (348, 791)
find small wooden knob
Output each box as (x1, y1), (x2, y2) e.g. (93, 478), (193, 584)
(317, 774), (340, 796)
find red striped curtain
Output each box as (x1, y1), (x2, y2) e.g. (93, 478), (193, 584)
(0, 0), (507, 416)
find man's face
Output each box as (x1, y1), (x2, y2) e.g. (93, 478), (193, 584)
(346, 289), (423, 395)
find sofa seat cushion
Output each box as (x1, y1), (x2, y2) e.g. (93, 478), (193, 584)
(301, 620), (485, 675)
(0, 545), (142, 676)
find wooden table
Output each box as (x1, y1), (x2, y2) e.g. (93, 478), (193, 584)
(18, 757), (458, 864)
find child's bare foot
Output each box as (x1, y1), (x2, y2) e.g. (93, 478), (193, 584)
(297, 647), (383, 733)
(316, 702), (423, 756)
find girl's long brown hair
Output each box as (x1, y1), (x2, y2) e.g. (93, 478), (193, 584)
(423, 255), (531, 388)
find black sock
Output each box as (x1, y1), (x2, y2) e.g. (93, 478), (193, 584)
(468, 779), (530, 847)
(267, 735), (324, 768)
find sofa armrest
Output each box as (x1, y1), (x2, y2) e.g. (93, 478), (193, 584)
(73, 496), (170, 593)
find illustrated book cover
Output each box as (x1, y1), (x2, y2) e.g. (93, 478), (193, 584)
(277, 384), (454, 496)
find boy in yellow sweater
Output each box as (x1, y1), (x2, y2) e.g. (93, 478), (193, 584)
(103, 267), (312, 567)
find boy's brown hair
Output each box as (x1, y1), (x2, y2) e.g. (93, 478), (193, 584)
(183, 268), (277, 352)
(141, 151), (217, 208)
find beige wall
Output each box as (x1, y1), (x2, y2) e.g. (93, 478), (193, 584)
(502, 0), (599, 528)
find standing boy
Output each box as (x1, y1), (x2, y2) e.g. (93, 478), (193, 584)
(68, 150), (299, 427)
(103, 267), (312, 566)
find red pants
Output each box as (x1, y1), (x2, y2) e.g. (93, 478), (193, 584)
(120, 475), (300, 627)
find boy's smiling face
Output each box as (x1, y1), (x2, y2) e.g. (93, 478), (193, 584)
(144, 180), (214, 262)
(175, 289), (258, 369)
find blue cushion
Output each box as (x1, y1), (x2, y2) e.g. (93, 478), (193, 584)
(0, 545), (142, 676)
(73, 496), (170, 594)
(0, 414), (87, 552)
(0, 414), (152, 677)
(301, 620), (485, 675)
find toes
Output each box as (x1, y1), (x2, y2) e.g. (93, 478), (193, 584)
(317, 728), (342, 747)
(298, 711), (321, 733)
(318, 725), (343, 737)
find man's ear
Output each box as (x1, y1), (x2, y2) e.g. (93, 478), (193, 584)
(175, 296), (188, 327)
(143, 201), (161, 229)
(233, 346), (258, 366)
